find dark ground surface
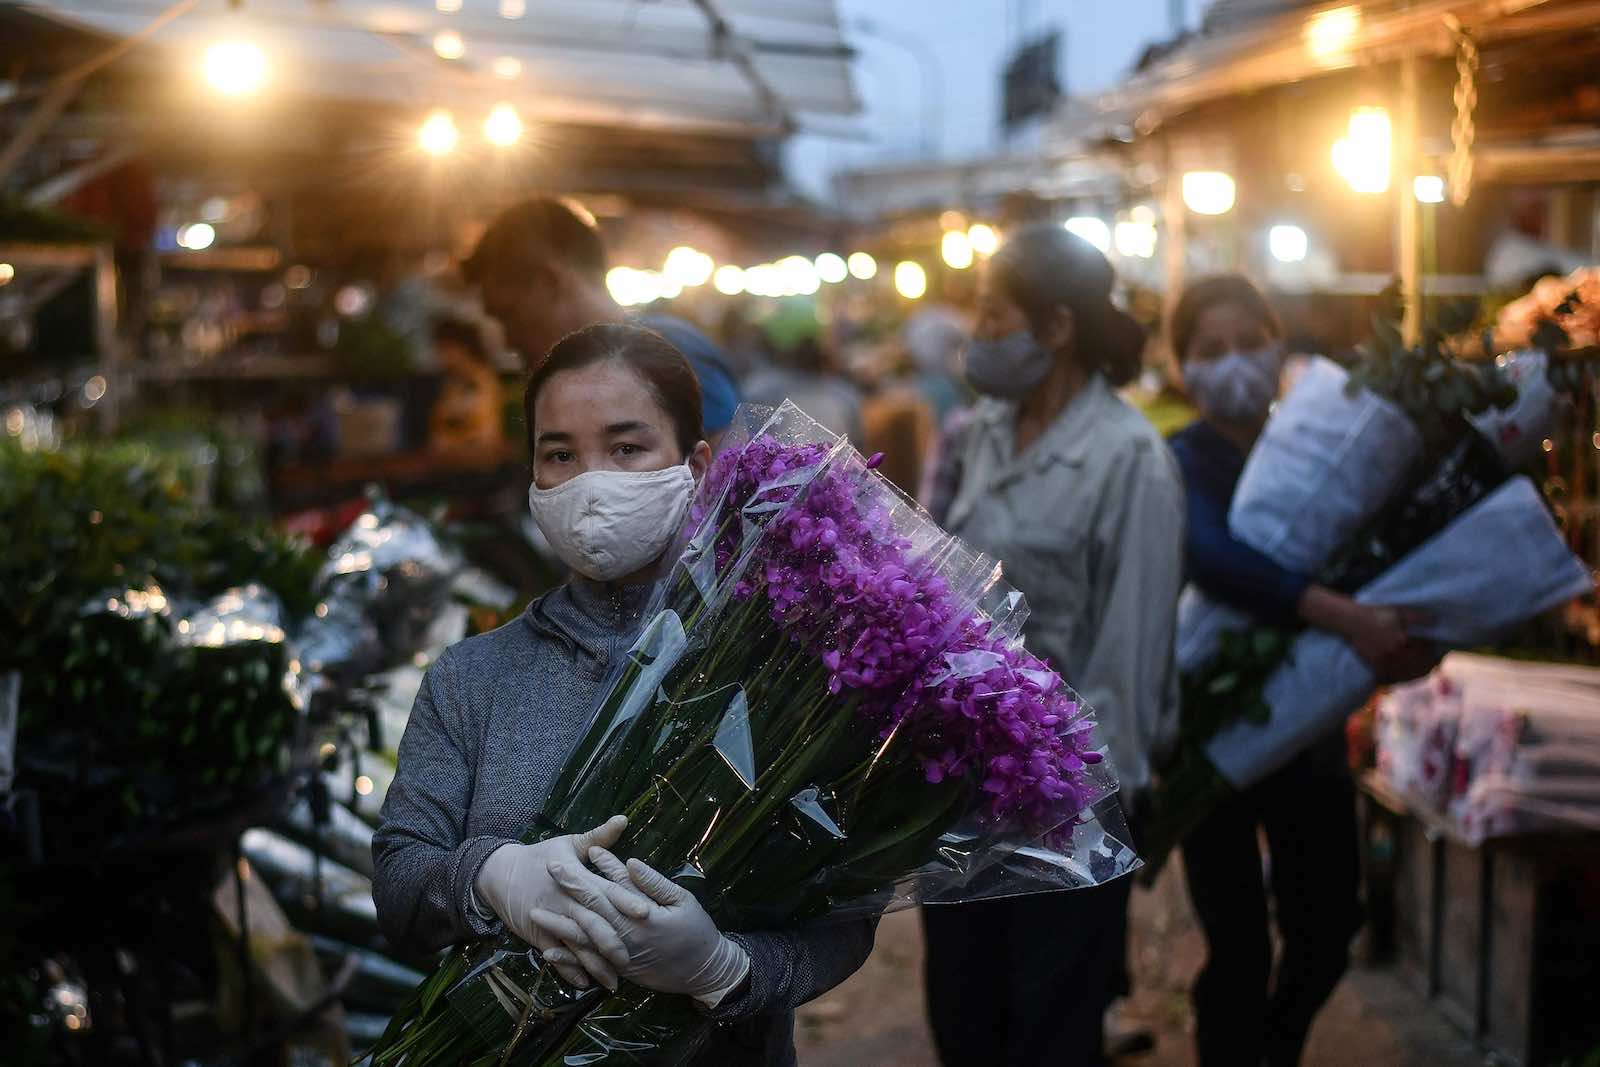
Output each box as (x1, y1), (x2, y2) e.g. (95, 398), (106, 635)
(796, 857), (1488, 1067)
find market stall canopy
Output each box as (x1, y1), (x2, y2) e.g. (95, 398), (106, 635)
(833, 148), (1124, 221)
(21, 0), (860, 138)
(1079, 0), (1593, 138)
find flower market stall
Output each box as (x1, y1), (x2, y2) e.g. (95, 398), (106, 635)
(1363, 653), (1600, 1066)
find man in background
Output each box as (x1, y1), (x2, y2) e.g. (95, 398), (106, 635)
(463, 197), (740, 443)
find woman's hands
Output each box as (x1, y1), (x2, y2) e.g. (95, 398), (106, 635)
(473, 815), (649, 991)
(535, 848), (750, 1007)
(1346, 604), (1439, 684)
(1297, 586), (1439, 685)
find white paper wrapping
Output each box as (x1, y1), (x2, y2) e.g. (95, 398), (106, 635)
(1467, 348), (1554, 470)
(1175, 585), (1252, 675)
(1228, 356), (1423, 573)
(1206, 476), (1592, 788)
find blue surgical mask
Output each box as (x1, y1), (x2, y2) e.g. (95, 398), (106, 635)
(1184, 345), (1283, 422)
(962, 330), (1054, 399)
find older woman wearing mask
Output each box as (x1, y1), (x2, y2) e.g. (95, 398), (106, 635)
(920, 224), (1186, 1066)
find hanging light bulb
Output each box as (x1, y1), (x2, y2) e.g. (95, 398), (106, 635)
(483, 103), (522, 147)
(433, 31), (465, 60)
(203, 40), (267, 96)
(847, 252), (878, 280)
(1182, 171), (1236, 215)
(814, 252), (848, 284)
(967, 223), (1000, 257)
(418, 110), (459, 156)
(1331, 107), (1391, 194)
(1268, 224), (1309, 263)
(941, 229), (974, 270)
(894, 261), (927, 300)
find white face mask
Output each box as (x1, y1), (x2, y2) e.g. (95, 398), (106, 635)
(528, 464), (696, 582)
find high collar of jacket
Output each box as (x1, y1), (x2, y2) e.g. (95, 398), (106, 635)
(972, 372), (1112, 472)
(523, 575), (657, 659)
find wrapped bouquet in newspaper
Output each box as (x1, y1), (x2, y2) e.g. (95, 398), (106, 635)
(366, 403), (1134, 1066)
(1150, 302), (1593, 867)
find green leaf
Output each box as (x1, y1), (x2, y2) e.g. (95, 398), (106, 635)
(1206, 671), (1242, 696)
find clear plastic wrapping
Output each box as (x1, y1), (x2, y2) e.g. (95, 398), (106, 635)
(301, 491), (461, 682)
(1378, 653), (1600, 844)
(367, 402), (1135, 1066)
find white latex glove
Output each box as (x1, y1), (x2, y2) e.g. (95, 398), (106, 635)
(536, 847), (750, 1007)
(474, 815), (650, 991)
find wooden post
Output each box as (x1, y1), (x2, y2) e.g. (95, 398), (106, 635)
(1397, 55), (1423, 342)
(1164, 139), (1188, 327)
(93, 244), (121, 433)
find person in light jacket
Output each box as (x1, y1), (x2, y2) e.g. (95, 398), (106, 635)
(920, 224), (1186, 1066)
(373, 324), (875, 1066)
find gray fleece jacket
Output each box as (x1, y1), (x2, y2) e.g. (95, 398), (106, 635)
(372, 577), (878, 1065)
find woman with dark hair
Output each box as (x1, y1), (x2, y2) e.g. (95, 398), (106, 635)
(1168, 275), (1433, 1067)
(374, 323), (876, 1066)
(920, 224), (1186, 1066)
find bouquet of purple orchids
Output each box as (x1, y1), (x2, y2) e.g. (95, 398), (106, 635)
(366, 403), (1135, 1066)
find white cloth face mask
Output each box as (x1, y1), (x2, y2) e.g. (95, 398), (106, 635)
(528, 464), (696, 582)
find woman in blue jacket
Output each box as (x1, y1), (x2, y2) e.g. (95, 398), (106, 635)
(1168, 276), (1434, 1066)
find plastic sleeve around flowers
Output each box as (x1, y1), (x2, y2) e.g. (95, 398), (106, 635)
(367, 401), (1138, 1067)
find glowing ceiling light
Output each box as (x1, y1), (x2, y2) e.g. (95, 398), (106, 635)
(0, 263), (14, 286)
(941, 229), (974, 270)
(1331, 106), (1391, 194)
(777, 255), (820, 296)
(1113, 219), (1157, 259)
(483, 102), (522, 147)
(433, 31), (464, 60)
(1304, 6), (1362, 62)
(1064, 216), (1111, 254)
(176, 222), (216, 250)
(418, 110), (459, 155)
(435, 0), (461, 10)
(492, 56), (522, 79)
(847, 252), (877, 280)
(606, 267), (643, 306)
(814, 252), (848, 284)
(499, 0), (526, 15)
(1268, 224), (1309, 263)
(967, 223), (1000, 257)
(202, 40), (266, 96)
(713, 265), (746, 295)
(894, 260), (927, 300)
(1182, 171), (1236, 215)
(744, 263), (780, 298)
(664, 246), (714, 288)
(1413, 174), (1446, 204)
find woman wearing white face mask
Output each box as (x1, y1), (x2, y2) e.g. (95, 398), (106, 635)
(1168, 276), (1435, 1067)
(921, 224), (1186, 1066)
(373, 324), (877, 1067)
